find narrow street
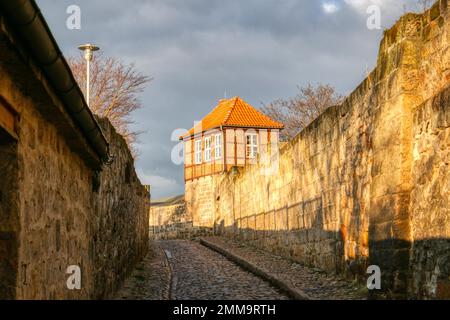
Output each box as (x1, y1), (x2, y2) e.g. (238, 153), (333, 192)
(117, 238), (367, 300)
(161, 240), (289, 300)
(117, 240), (289, 300)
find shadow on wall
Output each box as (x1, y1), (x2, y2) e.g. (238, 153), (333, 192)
(214, 204), (365, 280)
(0, 141), (19, 300)
(215, 216), (450, 300)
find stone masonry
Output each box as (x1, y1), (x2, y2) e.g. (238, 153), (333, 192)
(409, 86), (450, 299)
(184, 1), (450, 299)
(0, 10), (149, 299)
(149, 195), (212, 240)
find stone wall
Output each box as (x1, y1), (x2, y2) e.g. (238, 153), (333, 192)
(0, 24), (149, 299)
(409, 87), (450, 299)
(185, 176), (218, 228)
(149, 195), (212, 239)
(186, 1), (450, 299)
(90, 118), (150, 299)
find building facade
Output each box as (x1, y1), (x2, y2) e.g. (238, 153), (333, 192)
(181, 96), (283, 227)
(181, 96), (284, 182)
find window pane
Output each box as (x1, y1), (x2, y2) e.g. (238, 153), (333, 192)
(195, 140), (202, 163)
(204, 137), (211, 161)
(214, 134), (222, 159)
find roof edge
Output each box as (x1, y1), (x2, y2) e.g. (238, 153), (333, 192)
(179, 124), (283, 141)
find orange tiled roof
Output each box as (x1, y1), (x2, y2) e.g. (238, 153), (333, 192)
(181, 97), (284, 139)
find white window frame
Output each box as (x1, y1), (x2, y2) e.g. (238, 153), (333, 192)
(204, 136), (212, 162)
(195, 139), (202, 164)
(246, 133), (258, 159)
(214, 133), (223, 159)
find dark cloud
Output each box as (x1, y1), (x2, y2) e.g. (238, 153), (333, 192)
(36, 0), (421, 198)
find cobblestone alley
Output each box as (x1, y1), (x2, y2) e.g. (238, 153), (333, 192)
(116, 238), (366, 300)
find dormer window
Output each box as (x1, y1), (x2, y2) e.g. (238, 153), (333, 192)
(246, 133), (258, 158)
(204, 137), (212, 162)
(195, 140), (202, 164)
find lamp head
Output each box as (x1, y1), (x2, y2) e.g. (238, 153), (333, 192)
(78, 44), (100, 61)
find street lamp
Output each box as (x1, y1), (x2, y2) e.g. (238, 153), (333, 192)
(78, 44), (100, 107)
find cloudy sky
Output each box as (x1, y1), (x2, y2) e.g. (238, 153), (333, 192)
(36, 0), (423, 199)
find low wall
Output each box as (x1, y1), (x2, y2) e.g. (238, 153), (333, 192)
(186, 1), (450, 299)
(149, 195), (212, 239)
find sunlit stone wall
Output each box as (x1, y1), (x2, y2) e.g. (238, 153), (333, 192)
(187, 1), (450, 299)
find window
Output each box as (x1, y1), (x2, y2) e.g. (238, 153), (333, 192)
(195, 140), (202, 164)
(246, 133), (258, 158)
(214, 134), (222, 159)
(204, 137), (212, 162)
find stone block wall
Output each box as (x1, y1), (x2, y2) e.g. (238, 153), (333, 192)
(149, 195), (213, 239)
(90, 118), (150, 299)
(186, 1), (450, 299)
(0, 26), (149, 299)
(409, 87), (450, 299)
(185, 176), (218, 228)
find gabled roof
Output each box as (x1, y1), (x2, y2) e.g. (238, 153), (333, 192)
(181, 96), (284, 139)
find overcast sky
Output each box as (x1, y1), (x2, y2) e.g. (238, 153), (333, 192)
(36, 0), (423, 199)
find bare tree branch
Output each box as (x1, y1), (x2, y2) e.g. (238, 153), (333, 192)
(417, 0), (432, 12)
(261, 83), (343, 141)
(68, 54), (152, 158)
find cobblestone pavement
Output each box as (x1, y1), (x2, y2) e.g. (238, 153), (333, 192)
(116, 238), (365, 300)
(160, 240), (290, 300)
(202, 237), (367, 300)
(115, 241), (170, 300)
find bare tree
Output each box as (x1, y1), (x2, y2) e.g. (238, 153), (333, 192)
(68, 54), (152, 158)
(261, 83), (343, 141)
(417, 0), (432, 12)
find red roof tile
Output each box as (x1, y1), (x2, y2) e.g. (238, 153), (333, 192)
(181, 97), (284, 139)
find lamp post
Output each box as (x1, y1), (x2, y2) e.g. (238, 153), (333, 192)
(77, 44), (100, 107)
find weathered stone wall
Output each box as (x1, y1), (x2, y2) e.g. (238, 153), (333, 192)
(149, 196), (212, 239)
(409, 87), (450, 299)
(90, 117), (150, 299)
(186, 1), (450, 299)
(0, 25), (149, 299)
(150, 197), (189, 239)
(0, 142), (19, 299)
(185, 176), (218, 228)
